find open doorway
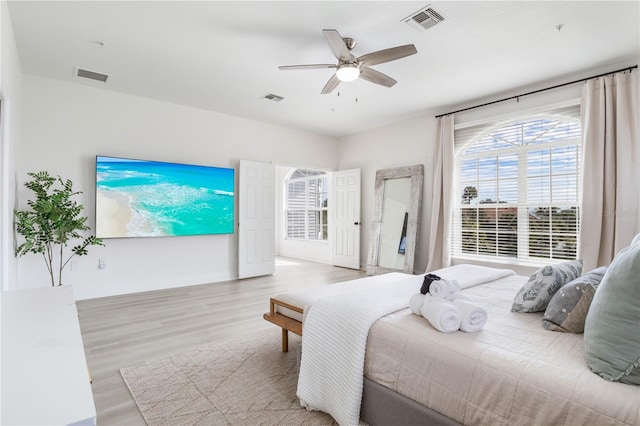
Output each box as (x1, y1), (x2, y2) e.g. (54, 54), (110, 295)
(276, 165), (361, 269)
(277, 166), (331, 264)
(238, 162), (361, 280)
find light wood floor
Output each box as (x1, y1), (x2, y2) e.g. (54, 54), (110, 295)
(77, 257), (365, 425)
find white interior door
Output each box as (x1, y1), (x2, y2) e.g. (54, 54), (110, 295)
(332, 168), (361, 269)
(238, 160), (275, 279)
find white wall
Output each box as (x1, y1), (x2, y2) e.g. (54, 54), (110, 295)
(17, 75), (337, 299)
(1, 0), (23, 292)
(15, 59), (639, 298)
(338, 113), (438, 274)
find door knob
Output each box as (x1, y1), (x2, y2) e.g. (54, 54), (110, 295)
(354, 222), (360, 225)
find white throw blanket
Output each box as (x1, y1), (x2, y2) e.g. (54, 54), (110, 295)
(297, 274), (420, 426)
(429, 264), (515, 289)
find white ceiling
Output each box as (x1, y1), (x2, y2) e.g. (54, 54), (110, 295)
(7, 1), (640, 138)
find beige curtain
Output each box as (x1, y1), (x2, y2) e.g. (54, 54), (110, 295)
(426, 115), (455, 272)
(579, 70), (639, 271)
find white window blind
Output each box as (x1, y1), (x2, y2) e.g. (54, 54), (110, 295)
(286, 169), (328, 241)
(452, 105), (581, 263)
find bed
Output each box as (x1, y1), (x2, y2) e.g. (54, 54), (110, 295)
(263, 266), (640, 426)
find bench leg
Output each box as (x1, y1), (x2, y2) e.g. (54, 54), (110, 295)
(282, 328), (289, 352)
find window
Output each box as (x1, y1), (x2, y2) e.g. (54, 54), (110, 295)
(452, 105), (581, 263)
(285, 169), (328, 241)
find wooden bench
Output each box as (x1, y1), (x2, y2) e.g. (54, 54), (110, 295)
(263, 298), (303, 352)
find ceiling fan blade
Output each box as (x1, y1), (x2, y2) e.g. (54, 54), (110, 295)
(323, 29), (354, 61)
(279, 64), (337, 70)
(360, 67), (397, 88)
(357, 44), (417, 67)
(321, 74), (341, 94)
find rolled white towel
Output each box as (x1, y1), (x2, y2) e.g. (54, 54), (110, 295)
(446, 292), (470, 302)
(451, 299), (488, 332)
(409, 293), (425, 316)
(429, 278), (461, 299)
(420, 295), (461, 333)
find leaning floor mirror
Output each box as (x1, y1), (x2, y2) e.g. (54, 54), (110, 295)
(366, 164), (424, 275)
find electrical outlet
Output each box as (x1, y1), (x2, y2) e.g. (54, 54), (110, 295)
(98, 259), (107, 270)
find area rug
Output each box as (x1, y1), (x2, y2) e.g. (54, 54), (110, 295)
(120, 329), (337, 425)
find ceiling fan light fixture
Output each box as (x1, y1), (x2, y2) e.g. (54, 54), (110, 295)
(336, 63), (360, 82)
(279, 29), (417, 94)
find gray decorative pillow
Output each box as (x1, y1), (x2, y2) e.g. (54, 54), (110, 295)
(541, 266), (608, 333)
(585, 235), (640, 385)
(511, 259), (583, 313)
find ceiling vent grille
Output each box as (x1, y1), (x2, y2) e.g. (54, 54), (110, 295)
(75, 68), (109, 83)
(261, 93), (284, 102)
(403, 6), (445, 31)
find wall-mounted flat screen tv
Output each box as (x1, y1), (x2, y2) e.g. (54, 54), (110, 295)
(95, 156), (234, 238)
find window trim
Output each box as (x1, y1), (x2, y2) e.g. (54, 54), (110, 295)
(284, 170), (329, 242)
(451, 110), (582, 266)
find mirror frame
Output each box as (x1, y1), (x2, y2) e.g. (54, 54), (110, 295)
(366, 164), (424, 275)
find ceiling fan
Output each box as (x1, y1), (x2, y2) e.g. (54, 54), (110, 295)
(279, 29), (417, 94)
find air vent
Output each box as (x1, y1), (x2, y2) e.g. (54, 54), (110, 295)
(75, 68), (109, 83)
(261, 93), (284, 102)
(403, 5), (445, 31)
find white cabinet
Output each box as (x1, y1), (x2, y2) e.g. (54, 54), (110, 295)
(1, 286), (97, 425)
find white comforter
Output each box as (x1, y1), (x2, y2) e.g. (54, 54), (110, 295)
(364, 275), (640, 426)
(297, 265), (515, 425)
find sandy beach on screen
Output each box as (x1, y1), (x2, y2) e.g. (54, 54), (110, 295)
(96, 188), (132, 237)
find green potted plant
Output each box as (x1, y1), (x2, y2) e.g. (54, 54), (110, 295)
(15, 171), (104, 286)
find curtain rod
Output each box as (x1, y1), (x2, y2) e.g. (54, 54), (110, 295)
(434, 65), (638, 118)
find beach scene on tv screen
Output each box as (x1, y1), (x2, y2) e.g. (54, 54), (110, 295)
(96, 156), (234, 238)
